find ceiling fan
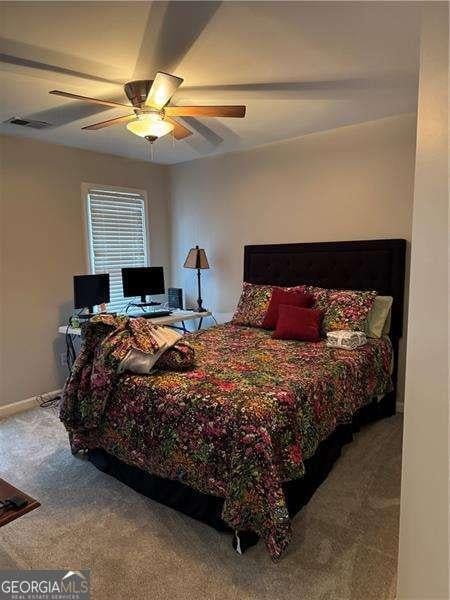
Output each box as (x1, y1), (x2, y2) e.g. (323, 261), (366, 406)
(49, 72), (246, 144)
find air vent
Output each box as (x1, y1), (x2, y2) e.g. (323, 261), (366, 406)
(5, 117), (51, 129)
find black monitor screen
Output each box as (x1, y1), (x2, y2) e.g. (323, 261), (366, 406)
(74, 274), (110, 309)
(122, 266), (165, 298)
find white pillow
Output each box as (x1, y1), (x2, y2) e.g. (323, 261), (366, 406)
(365, 296), (393, 338)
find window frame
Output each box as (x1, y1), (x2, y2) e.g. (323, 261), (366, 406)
(81, 182), (151, 309)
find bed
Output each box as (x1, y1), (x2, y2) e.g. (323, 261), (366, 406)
(61, 239), (406, 559)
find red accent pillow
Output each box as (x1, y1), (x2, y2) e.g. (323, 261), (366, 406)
(272, 305), (323, 342)
(262, 288), (314, 330)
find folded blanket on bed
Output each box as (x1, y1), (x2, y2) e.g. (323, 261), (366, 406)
(118, 325), (183, 374)
(60, 314), (195, 430)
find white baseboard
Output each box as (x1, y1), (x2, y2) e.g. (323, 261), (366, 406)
(0, 389), (62, 420)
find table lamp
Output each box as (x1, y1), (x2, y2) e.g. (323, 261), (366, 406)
(183, 245), (209, 312)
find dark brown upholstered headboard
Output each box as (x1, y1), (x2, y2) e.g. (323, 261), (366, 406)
(244, 239), (406, 338)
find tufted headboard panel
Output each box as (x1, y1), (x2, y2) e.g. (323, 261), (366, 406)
(243, 239), (406, 339)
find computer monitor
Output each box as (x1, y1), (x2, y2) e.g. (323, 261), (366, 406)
(74, 274), (110, 314)
(121, 266), (165, 305)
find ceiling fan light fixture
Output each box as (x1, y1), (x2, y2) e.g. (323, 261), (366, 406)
(126, 113), (174, 139)
(50, 72), (245, 143)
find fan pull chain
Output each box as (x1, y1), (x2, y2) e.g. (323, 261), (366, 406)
(145, 140), (155, 162)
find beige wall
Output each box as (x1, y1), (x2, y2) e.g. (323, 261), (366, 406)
(0, 136), (170, 406)
(169, 113), (417, 401)
(397, 4), (449, 599)
(1, 115), (417, 408)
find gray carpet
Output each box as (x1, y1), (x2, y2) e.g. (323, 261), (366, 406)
(0, 407), (402, 600)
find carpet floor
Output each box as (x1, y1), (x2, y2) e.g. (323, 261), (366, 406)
(0, 407), (402, 600)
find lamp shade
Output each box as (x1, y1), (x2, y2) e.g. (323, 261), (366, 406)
(183, 245), (209, 269)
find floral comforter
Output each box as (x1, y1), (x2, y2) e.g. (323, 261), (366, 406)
(61, 323), (392, 560)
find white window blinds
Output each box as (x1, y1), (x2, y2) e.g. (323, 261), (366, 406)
(85, 187), (149, 312)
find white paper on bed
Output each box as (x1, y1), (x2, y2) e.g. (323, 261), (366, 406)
(118, 326), (183, 374)
(326, 330), (367, 350)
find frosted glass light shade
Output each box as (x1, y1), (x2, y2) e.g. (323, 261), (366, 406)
(127, 115), (174, 138)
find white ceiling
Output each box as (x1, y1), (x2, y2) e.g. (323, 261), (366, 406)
(0, 1), (421, 165)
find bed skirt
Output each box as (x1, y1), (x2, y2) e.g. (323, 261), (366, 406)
(88, 392), (395, 553)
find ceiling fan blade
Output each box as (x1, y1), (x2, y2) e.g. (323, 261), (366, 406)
(165, 117), (193, 140)
(50, 90), (130, 109)
(178, 78), (417, 100)
(133, 1), (220, 79)
(82, 114), (136, 130)
(145, 72), (183, 109)
(165, 105), (246, 118)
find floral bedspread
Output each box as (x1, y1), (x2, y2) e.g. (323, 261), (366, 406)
(61, 323), (393, 560)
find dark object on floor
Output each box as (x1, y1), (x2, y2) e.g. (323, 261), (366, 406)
(0, 495), (28, 509)
(39, 394), (61, 408)
(89, 395), (394, 554)
(0, 478), (40, 527)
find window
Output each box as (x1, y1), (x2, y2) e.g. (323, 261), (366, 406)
(84, 185), (149, 312)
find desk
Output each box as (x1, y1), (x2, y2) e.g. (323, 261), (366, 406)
(58, 310), (214, 337)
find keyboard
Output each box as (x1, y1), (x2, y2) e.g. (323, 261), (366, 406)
(137, 310), (172, 319)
